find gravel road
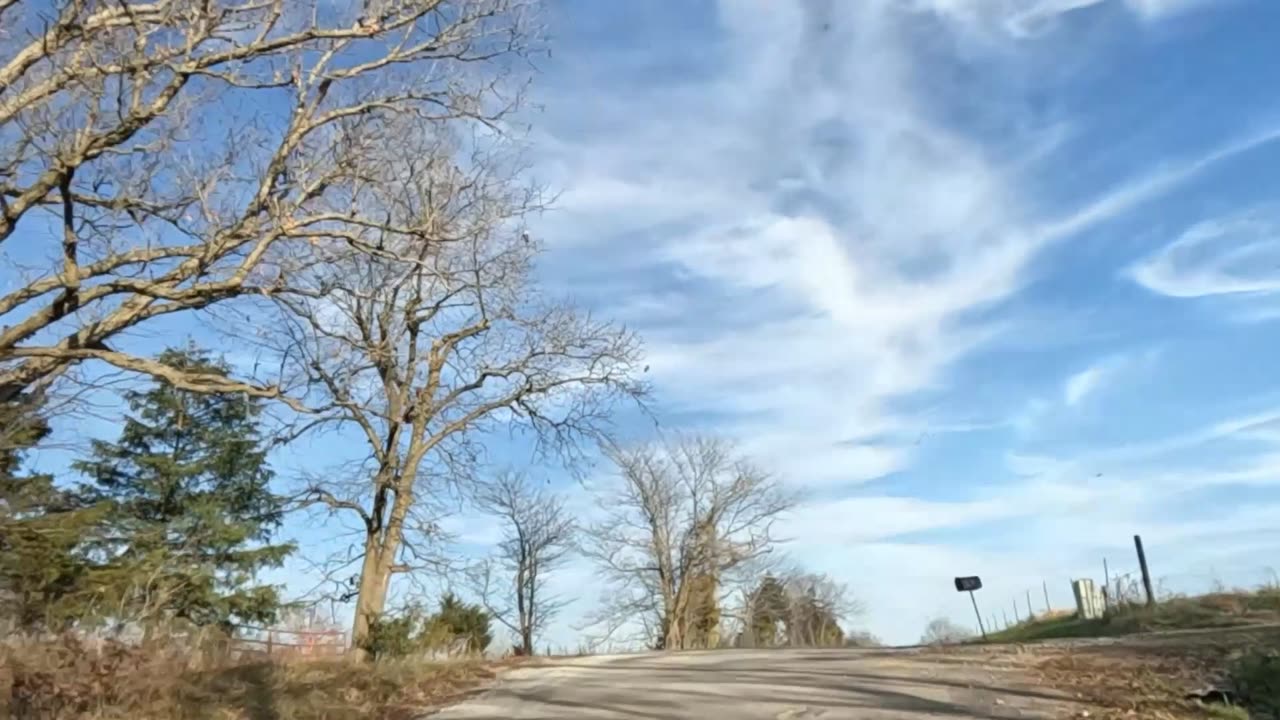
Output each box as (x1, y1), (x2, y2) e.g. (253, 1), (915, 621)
(430, 647), (1087, 719)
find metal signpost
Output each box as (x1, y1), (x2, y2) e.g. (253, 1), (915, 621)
(954, 576), (987, 640)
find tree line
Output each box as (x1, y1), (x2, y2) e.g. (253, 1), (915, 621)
(0, 0), (866, 658)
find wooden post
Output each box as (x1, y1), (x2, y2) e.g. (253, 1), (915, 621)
(1134, 535), (1155, 606)
(1026, 589), (1034, 620)
(266, 630), (273, 657)
(1002, 609), (1010, 629)
(1043, 580), (1051, 612)
(1013, 598), (1020, 623)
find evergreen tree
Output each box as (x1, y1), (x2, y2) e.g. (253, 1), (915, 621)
(75, 347), (294, 628)
(0, 395), (112, 631)
(430, 592), (492, 653)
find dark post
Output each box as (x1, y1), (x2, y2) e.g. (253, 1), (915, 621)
(1134, 534), (1155, 606)
(1043, 580), (1051, 612)
(1026, 589), (1034, 620)
(970, 591), (987, 641)
(1103, 557), (1111, 608)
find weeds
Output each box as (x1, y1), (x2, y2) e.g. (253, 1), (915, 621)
(1229, 650), (1280, 720)
(1, 634), (500, 720)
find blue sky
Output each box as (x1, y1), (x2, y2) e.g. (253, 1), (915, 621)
(513, 0), (1280, 645)
(14, 0), (1280, 648)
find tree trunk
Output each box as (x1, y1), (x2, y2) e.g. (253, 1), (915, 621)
(350, 535), (390, 659)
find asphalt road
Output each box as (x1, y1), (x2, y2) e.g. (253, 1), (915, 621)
(430, 647), (1084, 719)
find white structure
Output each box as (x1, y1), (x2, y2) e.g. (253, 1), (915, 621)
(1072, 579), (1106, 619)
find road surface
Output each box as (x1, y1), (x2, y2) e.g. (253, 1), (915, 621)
(430, 647), (1085, 719)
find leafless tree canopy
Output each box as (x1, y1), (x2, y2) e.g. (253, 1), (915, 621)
(267, 122), (645, 652)
(0, 0), (535, 403)
(581, 435), (795, 650)
(919, 617), (973, 645)
(724, 566), (862, 648)
(469, 470), (574, 656)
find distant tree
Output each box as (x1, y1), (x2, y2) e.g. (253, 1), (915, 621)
(919, 617), (973, 645)
(734, 570), (859, 648)
(582, 436), (794, 651)
(75, 347), (294, 629)
(844, 630), (883, 648)
(471, 471), (575, 656)
(744, 574), (789, 647)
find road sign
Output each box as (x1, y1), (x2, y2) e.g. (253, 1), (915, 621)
(954, 576), (987, 640)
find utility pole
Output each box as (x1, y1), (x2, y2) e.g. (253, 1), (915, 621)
(1134, 535), (1155, 607)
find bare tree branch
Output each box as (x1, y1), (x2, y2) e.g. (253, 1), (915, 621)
(467, 469), (574, 655)
(580, 435), (795, 651)
(1, 0), (541, 404)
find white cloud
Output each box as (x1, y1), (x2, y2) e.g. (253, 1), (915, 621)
(523, 1), (1280, 646)
(537, 2), (1276, 498)
(1064, 364), (1108, 406)
(917, 0), (1217, 39)
(1131, 214), (1280, 299)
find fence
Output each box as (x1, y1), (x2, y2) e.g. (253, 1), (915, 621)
(229, 625), (348, 659)
(969, 535), (1280, 634)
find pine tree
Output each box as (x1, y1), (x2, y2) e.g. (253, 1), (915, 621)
(75, 346), (294, 629)
(0, 395), (112, 631)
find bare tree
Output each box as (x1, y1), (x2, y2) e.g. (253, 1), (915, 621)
(919, 617), (973, 645)
(581, 435), (794, 651)
(267, 123), (645, 655)
(0, 0), (535, 403)
(780, 570), (860, 647)
(720, 563), (861, 649)
(469, 470), (574, 656)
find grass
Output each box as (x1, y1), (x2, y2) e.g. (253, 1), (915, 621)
(2, 634), (504, 720)
(1229, 649), (1280, 720)
(985, 588), (1280, 643)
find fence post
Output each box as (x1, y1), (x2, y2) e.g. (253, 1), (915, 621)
(1025, 590), (1033, 619)
(1103, 557), (1111, 609)
(1134, 535), (1155, 606)
(266, 630), (273, 657)
(1043, 580), (1050, 612)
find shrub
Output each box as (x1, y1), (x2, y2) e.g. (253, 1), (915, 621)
(1231, 649), (1280, 719)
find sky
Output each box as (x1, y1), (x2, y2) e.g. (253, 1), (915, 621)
(13, 0), (1280, 648)
(510, 0), (1280, 646)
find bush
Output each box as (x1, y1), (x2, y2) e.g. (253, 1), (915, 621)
(1231, 649), (1280, 719)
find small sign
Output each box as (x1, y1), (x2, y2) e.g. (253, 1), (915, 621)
(954, 576), (982, 592)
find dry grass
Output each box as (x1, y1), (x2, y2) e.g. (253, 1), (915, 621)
(1030, 626), (1280, 720)
(1, 635), (506, 720)
(987, 588), (1280, 643)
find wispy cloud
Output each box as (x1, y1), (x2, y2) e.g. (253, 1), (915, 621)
(917, 0), (1219, 39)
(520, 0), (1280, 645)
(535, 2), (1270, 491)
(1131, 213), (1280, 299)
(1064, 364), (1108, 406)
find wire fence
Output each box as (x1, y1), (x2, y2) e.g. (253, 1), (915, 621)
(973, 542), (1279, 635)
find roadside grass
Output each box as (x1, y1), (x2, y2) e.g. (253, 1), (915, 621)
(2, 635), (502, 720)
(1029, 627), (1280, 720)
(1229, 649), (1280, 720)
(986, 588), (1280, 643)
